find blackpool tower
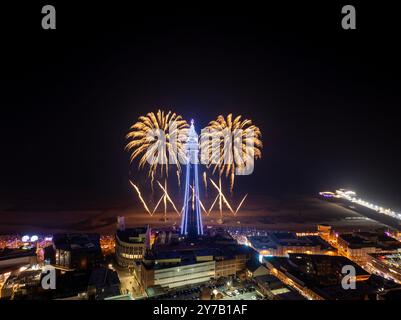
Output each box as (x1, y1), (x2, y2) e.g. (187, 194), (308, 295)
(180, 119), (204, 238)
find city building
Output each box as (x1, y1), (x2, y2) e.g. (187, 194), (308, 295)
(87, 267), (121, 299)
(153, 229), (180, 246)
(141, 250), (216, 290)
(246, 258), (269, 278)
(337, 231), (401, 267)
(1, 268), (42, 299)
(1, 248), (38, 299)
(0, 247), (37, 269)
(253, 274), (305, 300)
(100, 235), (115, 256)
(52, 267), (121, 300)
(366, 253), (401, 284)
(317, 224), (332, 242)
(52, 233), (102, 270)
(214, 245), (252, 279)
(115, 220), (148, 267)
(141, 242), (256, 291)
(263, 253), (399, 300)
(248, 232), (336, 257)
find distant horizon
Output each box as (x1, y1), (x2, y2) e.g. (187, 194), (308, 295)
(1, 4), (400, 221)
(0, 193), (397, 235)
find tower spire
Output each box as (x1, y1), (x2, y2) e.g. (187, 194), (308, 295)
(180, 120), (204, 238)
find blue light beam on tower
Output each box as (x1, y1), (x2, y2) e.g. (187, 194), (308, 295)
(180, 119), (204, 237)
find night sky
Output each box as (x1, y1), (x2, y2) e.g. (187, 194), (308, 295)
(1, 2), (400, 209)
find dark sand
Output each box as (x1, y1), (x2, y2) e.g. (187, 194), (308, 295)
(0, 195), (386, 235)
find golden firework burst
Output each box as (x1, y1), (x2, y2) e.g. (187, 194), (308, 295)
(125, 110), (189, 184)
(200, 113), (262, 191)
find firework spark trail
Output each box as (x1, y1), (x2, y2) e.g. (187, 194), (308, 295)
(218, 177), (223, 217)
(235, 194), (248, 215)
(163, 180), (167, 221)
(190, 185), (208, 215)
(208, 194), (220, 214)
(157, 181), (180, 215)
(199, 200), (208, 215)
(151, 171), (155, 192)
(200, 114), (262, 192)
(176, 170), (181, 187)
(153, 194), (164, 214)
(203, 171), (207, 192)
(129, 180), (152, 216)
(219, 177), (223, 217)
(209, 178), (235, 214)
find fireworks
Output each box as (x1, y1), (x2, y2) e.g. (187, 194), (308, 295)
(127, 111), (260, 222)
(209, 178), (235, 216)
(190, 185), (208, 215)
(130, 178), (248, 219)
(200, 114), (262, 192)
(129, 180), (152, 216)
(125, 110), (189, 184)
(235, 194), (248, 215)
(130, 179), (180, 221)
(206, 178), (248, 217)
(203, 171), (208, 193)
(156, 181), (180, 216)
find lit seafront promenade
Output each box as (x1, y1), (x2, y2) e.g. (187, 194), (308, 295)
(319, 189), (401, 232)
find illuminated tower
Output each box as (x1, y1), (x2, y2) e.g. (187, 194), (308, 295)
(180, 119), (204, 238)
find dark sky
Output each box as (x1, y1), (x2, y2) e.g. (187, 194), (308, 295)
(1, 2), (400, 209)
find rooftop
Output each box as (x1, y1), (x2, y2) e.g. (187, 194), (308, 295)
(53, 233), (101, 252)
(116, 227), (147, 244)
(254, 274), (306, 300)
(266, 254), (370, 285)
(246, 257), (264, 272)
(264, 254), (400, 299)
(143, 243), (256, 270)
(248, 232), (335, 251)
(0, 247), (37, 261)
(339, 232), (401, 250)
